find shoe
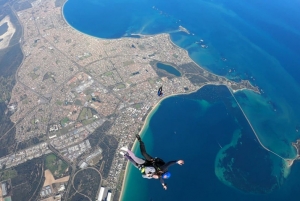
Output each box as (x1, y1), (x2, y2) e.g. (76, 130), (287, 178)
(136, 134), (141, 142)
(120, 147), (128, 152)
(138, 164), (144, 170)
(119, 151), (125, 156)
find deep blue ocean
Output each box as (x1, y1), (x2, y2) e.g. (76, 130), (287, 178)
(122, 85), (300, 200)
(63, 0), (300, 200)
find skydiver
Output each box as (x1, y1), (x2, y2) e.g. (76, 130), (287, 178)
(120, 146), (184, 190)
(126, 135), (184, 190)
(120, 148), (158, 179)
(157, 86), (163, 97)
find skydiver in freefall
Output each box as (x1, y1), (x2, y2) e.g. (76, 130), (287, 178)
(120, 135), (184, 190)
(157, 86), (163, 97)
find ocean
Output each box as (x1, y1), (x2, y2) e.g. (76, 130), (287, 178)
(63, 0), (300, 200)
(121, 85), (300, 200)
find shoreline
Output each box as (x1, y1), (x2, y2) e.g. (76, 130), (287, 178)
(60, 2), (297, 199)
(118, 84), (217, 201)
(61, 0), (259, 97)
(118, 84), (264, 201)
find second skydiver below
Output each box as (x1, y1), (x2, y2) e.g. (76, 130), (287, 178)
(120, 134), (184, 190)
(157, 86), (163, 97)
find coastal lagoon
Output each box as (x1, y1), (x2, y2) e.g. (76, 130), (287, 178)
(156, 62), (181, 77)
(63, 0), (300, 200)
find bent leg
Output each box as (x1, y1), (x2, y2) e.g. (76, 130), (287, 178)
(124, 154), (139, 168)
(126, 150), (145, 165)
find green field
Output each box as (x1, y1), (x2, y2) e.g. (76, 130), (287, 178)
(4, 196), (12, 201)
(45, 154), (68, 178)
(74, 99), (82, 106)
(60, 117), (70, 127)
(82, 119), (95, 126)
(116, 83), (126, 89)
(56, 100), (63, 105)
(0, 169), (17, 181)
(132, 103), (142, 109)
(78, 107), (93, 121)
(84, 87), (93, 95)
(103, 71), (113, 76)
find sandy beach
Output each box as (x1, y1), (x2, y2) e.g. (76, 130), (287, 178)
(61, 2), (293, 198)
(119, 83), (299, 199)
(118, 84), (209, 200)
(0, 16), (16, 50)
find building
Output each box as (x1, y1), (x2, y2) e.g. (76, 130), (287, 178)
(40, 185), (52, 197)
(97, 187), (109, 201)
(97, 187), (105, 201)
(1, 182), (7, 197)
(58, 184), (65, 192)
(79, 161), (88, 169)
(106, 192), (112, 201)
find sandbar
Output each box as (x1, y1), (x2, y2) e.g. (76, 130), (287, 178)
(0, 16), (16, 50)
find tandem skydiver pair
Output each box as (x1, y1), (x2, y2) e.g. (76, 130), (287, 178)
(120, 134), (184, 190)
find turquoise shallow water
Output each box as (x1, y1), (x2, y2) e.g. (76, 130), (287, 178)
(121, 85), (300, 200)
(63, 0), (300, 158)
(62, 0), (300, 199)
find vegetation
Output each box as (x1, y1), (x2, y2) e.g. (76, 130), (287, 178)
(68, 193), (90, 201)
(87, 121), (111, 148)
(74, 99), (82, 106)
(103, 71), (113, 76)
(45, 154), (69, 179)
(82, 119), (95, 126)
(66, 182), (77, 201)
(11, 157), (44, 201)
(78, 107), (93, 121)
(42, 72), (55, 81)
(16, 137), (41, 151)
(72, 168), (101, 200)
(60, 117), (70, 127)
(56, 100), (63, 105)
(84, 87), (93, 95)
(0, 169), (17, 181)
(132, 103), (142, 109)
(116, 83), (126, 89)
(28, 72), (39, 80)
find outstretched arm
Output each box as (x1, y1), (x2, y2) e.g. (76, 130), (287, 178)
(159, 160), (184, 172)
(160, 177), (167, 190)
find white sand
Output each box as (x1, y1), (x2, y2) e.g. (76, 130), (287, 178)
(0, 16), (16, 50)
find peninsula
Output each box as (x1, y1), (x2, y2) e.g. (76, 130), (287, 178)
(0, 0), (261, 200)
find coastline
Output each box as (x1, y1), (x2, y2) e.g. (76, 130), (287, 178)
(118, 84), (211, 200)
(60, 1), (298, 199)
(61, 0), (259, 97)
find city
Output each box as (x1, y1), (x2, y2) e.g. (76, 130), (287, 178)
(0, 0), (260, 200)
